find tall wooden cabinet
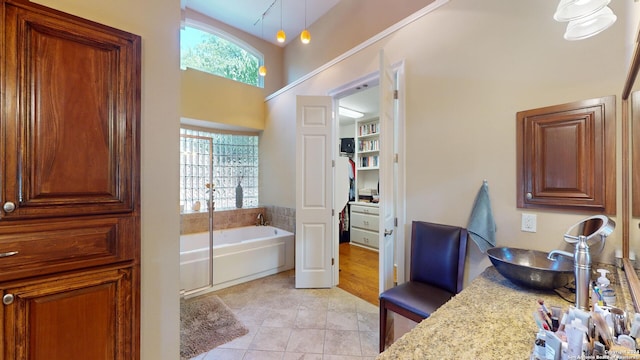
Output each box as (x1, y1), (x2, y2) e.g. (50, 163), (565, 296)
(0, 0), (141, 358)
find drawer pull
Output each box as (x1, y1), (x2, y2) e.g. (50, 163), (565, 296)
(2, 294), (14, 305)
(0, 251), (18, 258)
(3, 202), (16, 213)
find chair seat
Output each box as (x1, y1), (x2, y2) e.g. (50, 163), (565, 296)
(380, 281), (454, 319)
(379, 221), (467, 353)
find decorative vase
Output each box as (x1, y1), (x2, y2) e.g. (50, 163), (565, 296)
(236, 183), (243, 208)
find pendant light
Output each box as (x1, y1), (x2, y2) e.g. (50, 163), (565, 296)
(259, 16), (267, 76)
(554, 0), (610, 22)
(300, 0), (311, 44)
(553, 0), (616, 40)
(276, 0), (286, 43)
(563, 6), (616, 41)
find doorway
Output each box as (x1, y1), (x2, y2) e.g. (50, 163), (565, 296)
(295, 52), (404, 297)
(335, 82), (381, 305)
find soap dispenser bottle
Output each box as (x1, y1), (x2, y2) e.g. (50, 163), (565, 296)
(596, 268), (616, 306)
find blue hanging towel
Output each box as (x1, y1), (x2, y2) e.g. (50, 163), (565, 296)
(467, 180), (497, 253)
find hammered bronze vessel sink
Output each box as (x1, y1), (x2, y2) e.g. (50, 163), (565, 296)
(487, 247), (574, 290)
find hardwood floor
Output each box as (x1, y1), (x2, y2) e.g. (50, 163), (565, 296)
(338, 242), (379, 306)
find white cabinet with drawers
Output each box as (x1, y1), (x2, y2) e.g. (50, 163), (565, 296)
(349, 203), (379, 250)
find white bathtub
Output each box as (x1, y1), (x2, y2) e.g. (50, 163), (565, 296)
(180, 225), (295, 293)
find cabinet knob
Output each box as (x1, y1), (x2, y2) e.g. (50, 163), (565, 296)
(3, 202), (16, 213)
(526, 192), (533, 200)
(2, 294), (14, 305)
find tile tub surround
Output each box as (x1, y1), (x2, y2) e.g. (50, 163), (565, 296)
(376, 265), (627, 360)
(264, 205), (295, 233)
(180, 206), (296, 235)
(181, 207), (266, 234)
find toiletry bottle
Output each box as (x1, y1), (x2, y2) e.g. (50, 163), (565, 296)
(629, 313), (640, 350)
(596, 269), (610, 290)
(597, 268), (616, 306)
(566, 318), (587, 357)
(545, 330), (561, 360)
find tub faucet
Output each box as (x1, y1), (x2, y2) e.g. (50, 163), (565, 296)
(256, 213), (265, 226)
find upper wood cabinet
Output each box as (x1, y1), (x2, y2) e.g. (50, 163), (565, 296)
(516, 96), (616, 214)
(1, 0), (140, 220)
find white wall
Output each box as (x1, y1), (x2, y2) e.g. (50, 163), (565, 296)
(32, 0), (182, 358)
(262, 0), (634, 284)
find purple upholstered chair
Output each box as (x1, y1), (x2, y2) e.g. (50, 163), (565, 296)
(379, 221), (468, 352)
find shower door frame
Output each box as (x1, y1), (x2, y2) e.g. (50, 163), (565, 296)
(180, 134), (214, 296)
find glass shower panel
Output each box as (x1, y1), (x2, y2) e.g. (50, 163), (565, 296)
(179, 134), (214, 295)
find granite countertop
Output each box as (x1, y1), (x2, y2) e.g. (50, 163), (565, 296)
(376, 264), (627, 360)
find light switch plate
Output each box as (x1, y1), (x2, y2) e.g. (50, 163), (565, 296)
(521, 213), (537, 232)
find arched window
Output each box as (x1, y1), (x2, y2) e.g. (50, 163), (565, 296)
(181, 22), (264, 88)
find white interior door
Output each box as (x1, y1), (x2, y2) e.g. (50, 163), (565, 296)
(379, 50), (396, 294)
(295, 95), (333, 288)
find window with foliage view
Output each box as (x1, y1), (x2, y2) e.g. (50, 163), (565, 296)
(180, 128), (259, 212)
(181, 25), (263, 88)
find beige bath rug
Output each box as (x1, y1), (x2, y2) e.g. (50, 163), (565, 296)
(180, 294), (248, 359)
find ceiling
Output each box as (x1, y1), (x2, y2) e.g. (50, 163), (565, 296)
(184, 0), (341, 46)
(182, 0), (378, 125)
(338, 85), (379, 125)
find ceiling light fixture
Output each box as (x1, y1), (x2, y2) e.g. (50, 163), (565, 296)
(339, 107), (364, 119)
(553, 0), (616, 40)
(554, 0), (609, 22)
(563, 6), (616, 40)
(276, 0), (286, 43)
(300, 0), (311, 44)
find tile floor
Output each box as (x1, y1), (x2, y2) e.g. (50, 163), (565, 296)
(190, 270), (379, 360)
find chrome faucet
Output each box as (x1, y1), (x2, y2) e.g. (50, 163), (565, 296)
(547, 250), (573, 260)
(547, 236), (591, 310)
(256, 213), (265, 226)
(548, 215), (615, 310)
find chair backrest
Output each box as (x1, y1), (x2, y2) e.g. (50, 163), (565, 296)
(409, 221), (468, 294)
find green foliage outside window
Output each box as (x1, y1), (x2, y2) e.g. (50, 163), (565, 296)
(181, 26), (262, 88)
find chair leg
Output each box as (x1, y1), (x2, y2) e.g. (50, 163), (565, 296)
(379, 299), (387, 353)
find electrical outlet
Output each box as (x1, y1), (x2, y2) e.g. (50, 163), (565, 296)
(521, 213), (537, 232)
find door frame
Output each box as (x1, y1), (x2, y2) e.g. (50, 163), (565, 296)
(328, 61), (407, 290)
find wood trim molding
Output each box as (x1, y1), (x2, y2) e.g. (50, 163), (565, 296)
(632, 94), (640, 218)
(622, 21), (640, 312)
(624, 259), (640, 313)
(623, 99), (630, 257)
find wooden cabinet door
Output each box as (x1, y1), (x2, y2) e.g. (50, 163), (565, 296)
(516, 96), (616, 213)
(1, 0), (141, 220)
(1, 267), (132, 360)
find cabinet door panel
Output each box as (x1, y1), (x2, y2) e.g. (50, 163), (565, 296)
(0, 216), (135, 282)
(516, 96), (615, 213)
(2, 267), (132, 360)
(351, 228), (379, 249)
(350, 212), (379, 232)
(1, 3), (140, 220)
